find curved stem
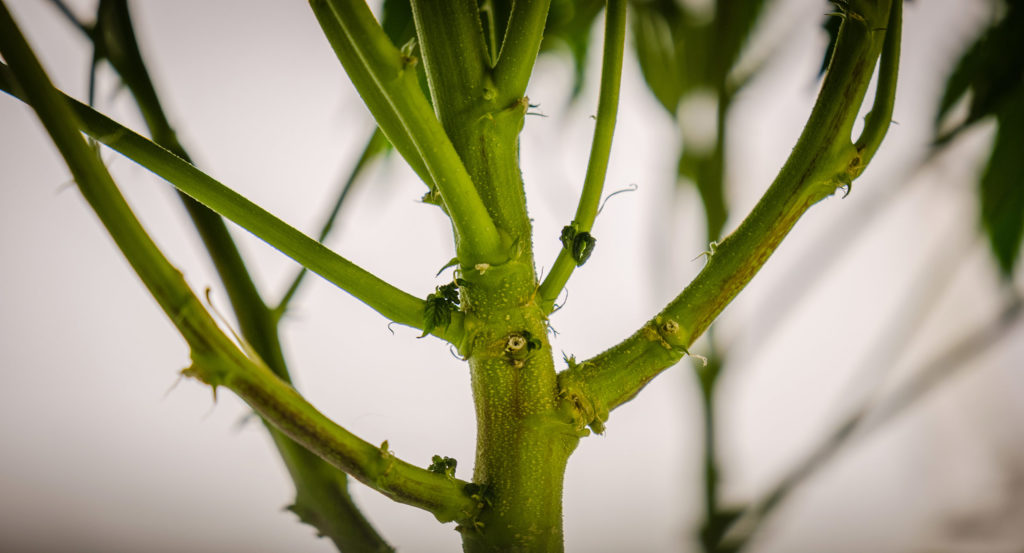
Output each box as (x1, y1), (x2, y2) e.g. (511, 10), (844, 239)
(0, 6), (476, 523)
(538, 0), (627, 312)
(558, 0), (898, 427)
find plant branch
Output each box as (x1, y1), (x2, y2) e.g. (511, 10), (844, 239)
(275, 128), (388, 317)
(557, 0), (900, 428)
(311, 0), (504, 264)
(0, 6), (477, 523)
(723, 295), (1023, 552)
(538, 0), (627, 313)
(409, 0), (490, 123)
(0, 64), (467, 343)
(79, 3), (394, 548)
(493, 0), (552, 103)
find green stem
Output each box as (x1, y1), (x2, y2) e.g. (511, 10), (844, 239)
(409, 0), (490, 123)
(275, 128), (388, 317)
(0, 64), (463, 343)
(0, 4), (476, 523)
(853, 0), (901, 170)
(312, 0), (504, 265)
(85, 3), (394, 548)
(558, 0), (898, 426)
(492, 0), (552, 103)
(538, 0), (627, 312)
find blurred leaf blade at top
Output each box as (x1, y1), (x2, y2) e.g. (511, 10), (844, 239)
(631, 0), (687, 116)
(935, 0), (1024, 142)
(979, 87), (1024, 278)
(932, 0), (1024, 277)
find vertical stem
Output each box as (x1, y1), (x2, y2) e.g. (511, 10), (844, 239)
(458, 261), (579, 553)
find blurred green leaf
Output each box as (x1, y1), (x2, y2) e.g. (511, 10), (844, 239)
(936, 1), (1024, 141)
(712, 0), (766, 85)
(979, 87), (1024, 278)
(631, 0), (687, 115)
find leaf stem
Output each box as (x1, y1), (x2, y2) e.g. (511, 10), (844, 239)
(538, 0), (627, 312)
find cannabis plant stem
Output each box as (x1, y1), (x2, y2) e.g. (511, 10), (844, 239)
(314, 0), (504, 264)
(539, 0), (627, 312)
(0, 65), (463, 342)
(0, 4), (477, 524)
(275, 128), (388, 317)
(493, 0), (552, 102)
(559, 0), (900, 426)
(81, 3), (392, 548)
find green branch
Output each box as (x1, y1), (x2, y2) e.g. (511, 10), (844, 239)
(538, 0), (627, 313)
(492, 0), (552, 103)
(79, 2), (394, 548)
(409, 0), (490, 124)
(0, 63), (468, 343)
(558, 0), (900, 427)
(311, 0), (504, 264)
(723, 295), (1021, 552)
(275, 128), (388, 317)
(0, 4), (477, 524)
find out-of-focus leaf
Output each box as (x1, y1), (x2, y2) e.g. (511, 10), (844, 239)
(936, 1), (1024, 140)
(541, 0), (604, 98)
(712, 0), (766, 85)
(979, 86), (1024, 277)
(631, 0), (687, 115)
(678, 145), (727, 240)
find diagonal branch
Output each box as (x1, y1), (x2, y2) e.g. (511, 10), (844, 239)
(0, 62), (466, 344)
(538, 0), (627, 313)
(723, 295), (1022, 551)
(557, 0), (901, 431)
(492, 0), (552, 103)
(0, 3), (477, 524)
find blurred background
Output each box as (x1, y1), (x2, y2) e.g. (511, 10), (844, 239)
(1, 0), (1022, 552)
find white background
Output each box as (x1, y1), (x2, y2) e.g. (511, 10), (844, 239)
(1, 1), (1023, 552)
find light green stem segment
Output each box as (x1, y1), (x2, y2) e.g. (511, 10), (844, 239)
(539, 0), (628, 312)
(86, 1), (391, 548)
(0, 64), (469, 342)
(559, 0), (900, 428)
(0, 0), (476, 526)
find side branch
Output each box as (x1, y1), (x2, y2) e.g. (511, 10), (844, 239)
(492, 0), (552, 103)
(0, 5), (476, 522)
(312, 0), (504, 264)
(558, 0), (900, 425)
(0, 63), (463, 343)
(538, 0), (627, 312)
